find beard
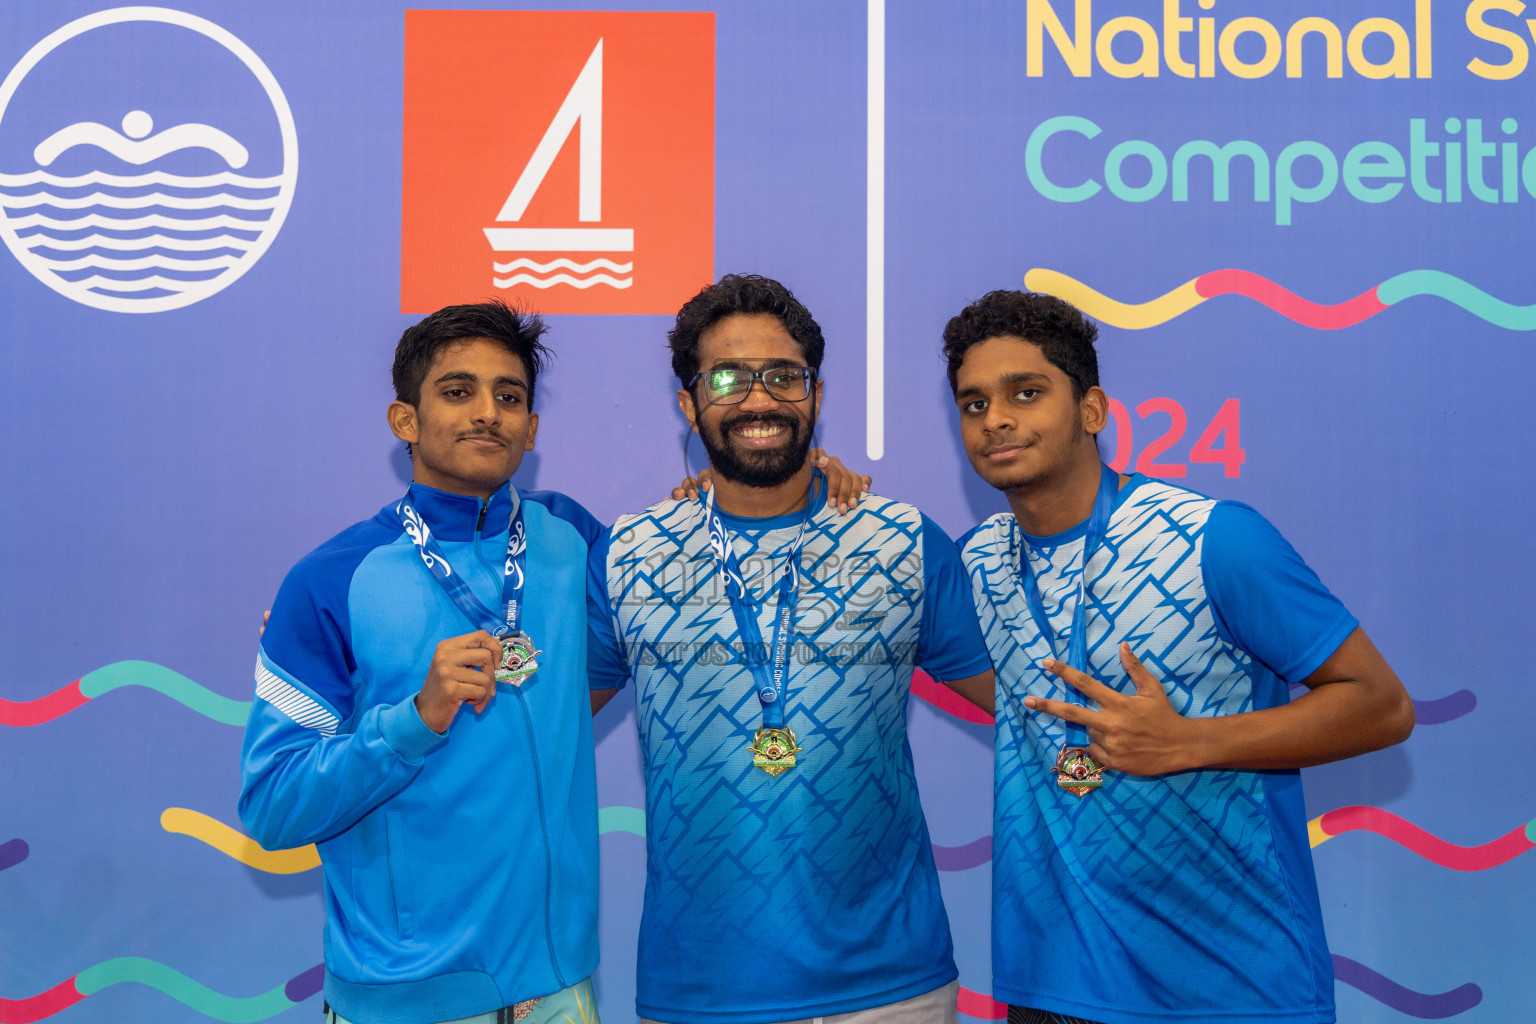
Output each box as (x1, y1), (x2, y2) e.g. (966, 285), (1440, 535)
(698, 409), (813, 488)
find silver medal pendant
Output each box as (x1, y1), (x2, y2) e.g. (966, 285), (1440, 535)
(496, 631), (541, 686)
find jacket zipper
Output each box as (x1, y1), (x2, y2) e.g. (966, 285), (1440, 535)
(472, 498), (498, 587)
(476, 496), (565, 987)
(515, 688), (566, 988)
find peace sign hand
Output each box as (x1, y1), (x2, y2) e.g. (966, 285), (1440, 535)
(1023, 642), (1205, 776)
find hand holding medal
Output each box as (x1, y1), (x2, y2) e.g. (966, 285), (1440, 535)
(1025, 642), (1203, 779)
(396, 486), (540, 721)
(415, 630), (505, 734)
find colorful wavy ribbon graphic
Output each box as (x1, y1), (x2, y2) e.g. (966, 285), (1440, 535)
(160, 809), (319, 874)
(5, 664), (1467, 731)
(1406, 689), (1477, 725)
(167, 803), (997, 877)
(1310, 805), (1536, 870)
(1286, 684), (1476, 726)
(1332, 955), (1482, 1019)
(911, 670), (993, 725)
(164, 805), (651, 873)
(1025, 267), (1536, 331)
(0, 840), (28, 873)
(957, 986), (1006, 1020)
(0, 662), (248, 727)
(1, 954), (1466, 1021)
(0, 960), (322, 1023)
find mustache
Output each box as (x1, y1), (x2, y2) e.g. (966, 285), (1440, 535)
(456, 429), (507, 444)
(981, 435), (1028, 453)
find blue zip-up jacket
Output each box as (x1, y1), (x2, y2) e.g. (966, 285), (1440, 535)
(239, 483), (602, 1024)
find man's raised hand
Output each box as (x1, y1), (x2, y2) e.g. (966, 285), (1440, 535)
(1024, 642), (1202, 776)
(415, 631), (502, 734)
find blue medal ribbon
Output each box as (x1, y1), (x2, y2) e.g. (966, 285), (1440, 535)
(701, 471), (824, 731)
(395, 485), (527, 638)
(1012, 463), (1120, 748)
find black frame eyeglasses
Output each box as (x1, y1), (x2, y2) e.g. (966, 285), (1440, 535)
(687, 365), (818, 406)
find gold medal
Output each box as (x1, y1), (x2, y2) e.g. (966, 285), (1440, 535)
(496, 631), (541, 686)
(749, 726), (801, 776)
(1051, 746), (1104, 797)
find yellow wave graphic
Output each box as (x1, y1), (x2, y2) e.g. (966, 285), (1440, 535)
(159, 808), (319, 874)
(1023, 268), (1205, 329)
(161, 804), (646, 874)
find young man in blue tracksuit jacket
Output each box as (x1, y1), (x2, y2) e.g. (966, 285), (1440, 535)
(239, 301), (604, 1024)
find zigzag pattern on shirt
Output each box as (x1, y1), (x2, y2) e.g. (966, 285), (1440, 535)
(608, 496), (931, 935)
(966, 482), (1324, 1005)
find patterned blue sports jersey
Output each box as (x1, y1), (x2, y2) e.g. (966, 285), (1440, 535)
(589, 493), (991, 1024)
(960, 475), (1358, 1024)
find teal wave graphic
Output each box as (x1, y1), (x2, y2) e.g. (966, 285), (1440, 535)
(1379, 271), (1536, 330)
(80, 662), (249, 725)
(74, 958), (293, 1022)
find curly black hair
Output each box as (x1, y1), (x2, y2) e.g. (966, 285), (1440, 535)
(667, 274), (825, 387)
(941, 290), (1099, 398)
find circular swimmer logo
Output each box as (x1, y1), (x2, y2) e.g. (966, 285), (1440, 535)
(0, 8), (297, 313)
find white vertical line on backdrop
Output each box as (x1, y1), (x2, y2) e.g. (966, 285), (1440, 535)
(866, 0), (885, 460)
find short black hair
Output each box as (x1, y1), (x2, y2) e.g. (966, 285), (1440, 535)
(668, 274), (825, 387)
(392, 299), (552, 408)
(941, 290), (1099, 399)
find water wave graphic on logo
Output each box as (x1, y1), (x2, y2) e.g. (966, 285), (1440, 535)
(0, 960), (322, 1023)
(0, 8), (297, 313)
(492, 257), (633, 290)
(1310, 805), (1536, 870)
(1025, 268), (1536, 331)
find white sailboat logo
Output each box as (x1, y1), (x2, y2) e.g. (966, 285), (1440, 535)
(485, 39), (633, 292)
(0, 8), (297, 314)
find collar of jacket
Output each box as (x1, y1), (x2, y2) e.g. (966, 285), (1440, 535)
(397, 480), (517, 542)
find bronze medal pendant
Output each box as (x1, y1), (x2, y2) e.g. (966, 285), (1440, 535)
(496, 631), (542, 686)
(1051, 746), (1104, 797)
(749, 726), (801, 777)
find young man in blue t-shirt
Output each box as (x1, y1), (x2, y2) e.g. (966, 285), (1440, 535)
(943, 290), (1414, 1024)
(240, 302), (605, 1024)
(587, 274), (995, 1024)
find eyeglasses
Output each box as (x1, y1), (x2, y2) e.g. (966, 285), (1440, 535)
(688, 365), (817, 406)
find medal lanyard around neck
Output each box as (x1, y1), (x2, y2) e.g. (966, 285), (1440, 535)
(1014, 464), (1119, 746)
(701, 470), (824, 731)
(396, 486), (527, 637)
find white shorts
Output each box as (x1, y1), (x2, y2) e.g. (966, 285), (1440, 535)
(641, 979), (959, 1024)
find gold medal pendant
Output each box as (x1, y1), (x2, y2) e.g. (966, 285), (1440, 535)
(749, 727), (801, 776)
(1051, 746), (1104, 797)
(495, 631), (542, 686)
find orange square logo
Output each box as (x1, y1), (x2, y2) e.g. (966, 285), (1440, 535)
(403, 10), (714, 314)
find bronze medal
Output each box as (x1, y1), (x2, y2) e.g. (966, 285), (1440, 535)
(749, 726), (801, 776)
(495, 631), (541, 686)
(1051, 746), (1104, 797)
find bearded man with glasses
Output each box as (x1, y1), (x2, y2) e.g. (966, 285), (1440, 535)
(586, 274), (996, 1024)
